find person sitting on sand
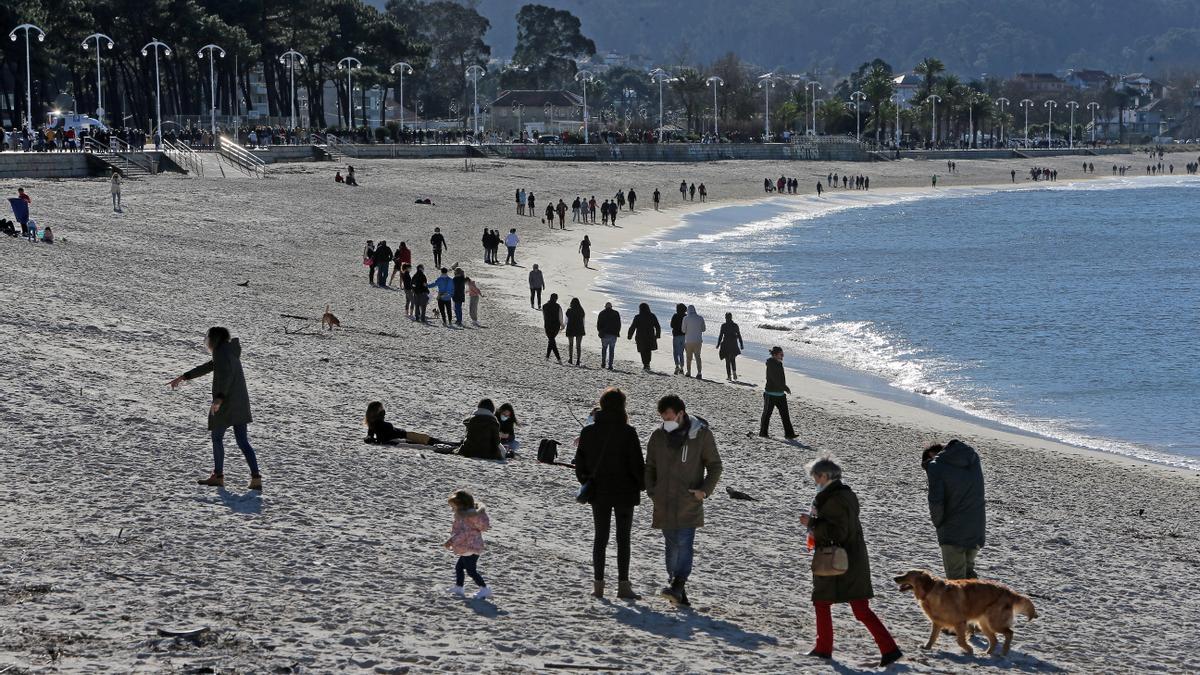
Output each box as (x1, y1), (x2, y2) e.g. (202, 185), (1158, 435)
(364, 401), (454, 447)
(335, 171), (344, 183)
(345, 165), (358, 186)
(41, 225), (54, 244)
(497, 403), (519, 456)
(0, 218), (16, 237)
(460, 398), (503, 460)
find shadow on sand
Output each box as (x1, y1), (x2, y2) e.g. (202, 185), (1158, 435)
(216, 487), (263, 515)
(610, 603), (777, 650)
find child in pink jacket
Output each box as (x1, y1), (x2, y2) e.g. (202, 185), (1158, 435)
(444, 490), (492, 599)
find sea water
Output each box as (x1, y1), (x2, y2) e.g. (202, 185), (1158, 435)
(597, 177), (1200, 469)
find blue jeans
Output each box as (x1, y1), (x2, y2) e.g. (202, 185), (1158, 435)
(672, 335), (685, 369)
(600, 335), (617, 368)
(453, 301), (464, 324)
(212, 424), (260, 475)
(663, 528), (696, 583)
(456, 555), (486, 588)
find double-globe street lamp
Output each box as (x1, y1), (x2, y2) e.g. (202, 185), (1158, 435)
(9, 23), (46, 131)
(757, 72), (783, 141)
(849, 90), (866, 142)
(574, 69), (594, 143)
(1044, 100), (1058, 148)
(705, 76), (724, 138)
(1020, 98), (1034, 146)
(197, 43), (226, 139)
(141, 39), (172, 146)
(390, 61), (414, 131)
(929, 94), (942, 146)
(81, 32), (114, 122)
(649, 68), (671, 143)
(996, 97), (1010, 146)
(1087, 101), (1101, 145)
(1065, 100), (1079, 149)
(338, 56), (362, 128)
(466, 64), (485, 138)
(280, 49), (306, 130)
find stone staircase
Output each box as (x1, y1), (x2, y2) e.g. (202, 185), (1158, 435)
(89, 150), (153, 178)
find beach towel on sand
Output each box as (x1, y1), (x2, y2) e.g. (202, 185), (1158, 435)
(8, 198), (29, 225)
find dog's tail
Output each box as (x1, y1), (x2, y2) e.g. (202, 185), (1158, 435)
(325, 304), (330, 314)
(1013, 594), (1037, 622)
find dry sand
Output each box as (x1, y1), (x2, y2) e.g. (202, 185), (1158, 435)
(2, 152), (1198, 673)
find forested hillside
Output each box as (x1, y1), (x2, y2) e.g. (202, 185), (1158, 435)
(373, 0), (1200, 75)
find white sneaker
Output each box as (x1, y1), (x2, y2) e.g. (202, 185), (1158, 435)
(474, 586), (493, 600)
(447, 585), (465, 597)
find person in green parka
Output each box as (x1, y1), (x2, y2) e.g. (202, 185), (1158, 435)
(799, 457), (901, 667)
(168, 327), (262, 490)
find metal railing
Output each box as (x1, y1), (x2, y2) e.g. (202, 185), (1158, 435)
(217, 136), (268, 178)
(325, 133), (360, 158)
(163, 139), (204, 177)
(82, 137), (155, 173)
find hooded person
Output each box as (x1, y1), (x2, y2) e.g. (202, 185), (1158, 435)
(923, 440), (986, 579)
(644, 395), (722, 606)
(669, 304), (688, 375)
(681, 305), (706, 378)
(460, 399), (503, 460)
(168, 327), (262, 490)
(626, 303), (662, 372)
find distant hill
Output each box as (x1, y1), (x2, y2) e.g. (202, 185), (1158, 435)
(367, 0), (1200, 76)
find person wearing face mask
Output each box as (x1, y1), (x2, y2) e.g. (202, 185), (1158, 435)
(644, 395), (722, 607)
(799, 457), (902, 668)
(168, 326), (262, 490)
(497, 403), (519, 456)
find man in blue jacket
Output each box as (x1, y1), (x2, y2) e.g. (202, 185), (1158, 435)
(923, 440), (986, 579)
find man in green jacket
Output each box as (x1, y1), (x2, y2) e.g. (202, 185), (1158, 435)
(645, 395), (723, 606)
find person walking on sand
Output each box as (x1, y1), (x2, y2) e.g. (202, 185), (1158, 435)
(716, 313), (743, 381)
(411, 264), (430, 322)
(168, 326), (263, 491)
(627, 188), (637, 212)
(698, 183), (707, 202)
(445, 489), (493, 600)
(543, 293), (565, 363)
(576, 387), (646, 600)
(372, 240), (393, 287)
(645, 394), (723, 607)
(545, 203), (555, 229)
(682, 305), (706, 379)
(430, 228), (447, 268)
(669, 304), (688, 375)
(816, 181), (823, 196)
(580, 235), (592, 268)
(627, 303), (662, 371)
(504, 228), (519, 265)
(800, 457), (903, 667)
(390, 241), (411, 286)
(527, 192), (535, 216)
(556, 200), (568, 229)
(922, 440), (986, 579)
(679, 180), (687, 201)
(565, 297), (586, 366)
(528, 264), (545, 309)
(653, 188), (661, 211)
(597, 302), (621, 370)
(760, 346), (799, 439)
(467, 277), (484, 326)
(452, 268), (467, 327)
(429, 267), (454, 327)
(110, 171), (122, 212)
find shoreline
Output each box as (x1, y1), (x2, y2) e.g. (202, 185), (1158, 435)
(510, 174), (1200, 479)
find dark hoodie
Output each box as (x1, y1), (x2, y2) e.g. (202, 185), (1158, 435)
(924, 439), (986, 549)
(670, 305), (687, 337)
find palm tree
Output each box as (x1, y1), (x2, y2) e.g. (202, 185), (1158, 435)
(862, 64), (895, 144)
(914, 57), (945, 99)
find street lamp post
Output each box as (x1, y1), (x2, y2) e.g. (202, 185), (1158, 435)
(1065, 100), (1078, 149)
(141, 39), (172, 147)
(1044, 100), (1057, 148)
(197, 44), (225, 139)
(280, 49), (306, 130)
(649, 68), (670, 143)
(337, 56), (362, 128)
(705, 75), (723, 138)
(466, 64), (485, 139)
(9, 23), (46, 131)
(389, 61), (413, 131)
(807, 81), (821, 136)
(575, 69), (594, 143)
(929, 94), (942, 147)
(1087, 102), (1100, 145)
(995, 97), (1010, 146)
(892, 93), (901, 147)
(512, 103), (524, 141)
(81, 33), (114, 122)
(1020, 98), (1033, 146)
(850, 90), (866, 142)
(965, 92), (976, 148)
(758, 72), (782, 141)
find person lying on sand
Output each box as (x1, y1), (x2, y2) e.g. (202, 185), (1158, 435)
(364, 401), (457, 448)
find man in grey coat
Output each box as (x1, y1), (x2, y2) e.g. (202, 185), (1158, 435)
(922, 439), (985, 579)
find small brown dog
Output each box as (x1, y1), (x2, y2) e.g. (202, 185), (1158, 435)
(320, 305), (341, 331)
(894, 570), (1037, 656)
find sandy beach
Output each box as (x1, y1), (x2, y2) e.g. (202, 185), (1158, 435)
(2, 152), (1198, 673)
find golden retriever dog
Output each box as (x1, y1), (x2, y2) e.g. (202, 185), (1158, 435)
(894, 570), (1037, 656)
(320, 305), (341, 331)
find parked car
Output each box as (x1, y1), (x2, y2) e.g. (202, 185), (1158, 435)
(537, 134), (562, 145)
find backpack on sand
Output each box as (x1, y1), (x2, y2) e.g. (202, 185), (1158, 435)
(537, 439), (559, 464)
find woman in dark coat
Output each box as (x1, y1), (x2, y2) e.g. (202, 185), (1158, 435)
(575, 387), (645, 600)
(625, 303), (661, 371)
(565, 297), (586, 366)
(799, 457), (902, 667)
(716, 312), (744, 381)
(169, 326), (262, 490)
(460, 399), (502, 460)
